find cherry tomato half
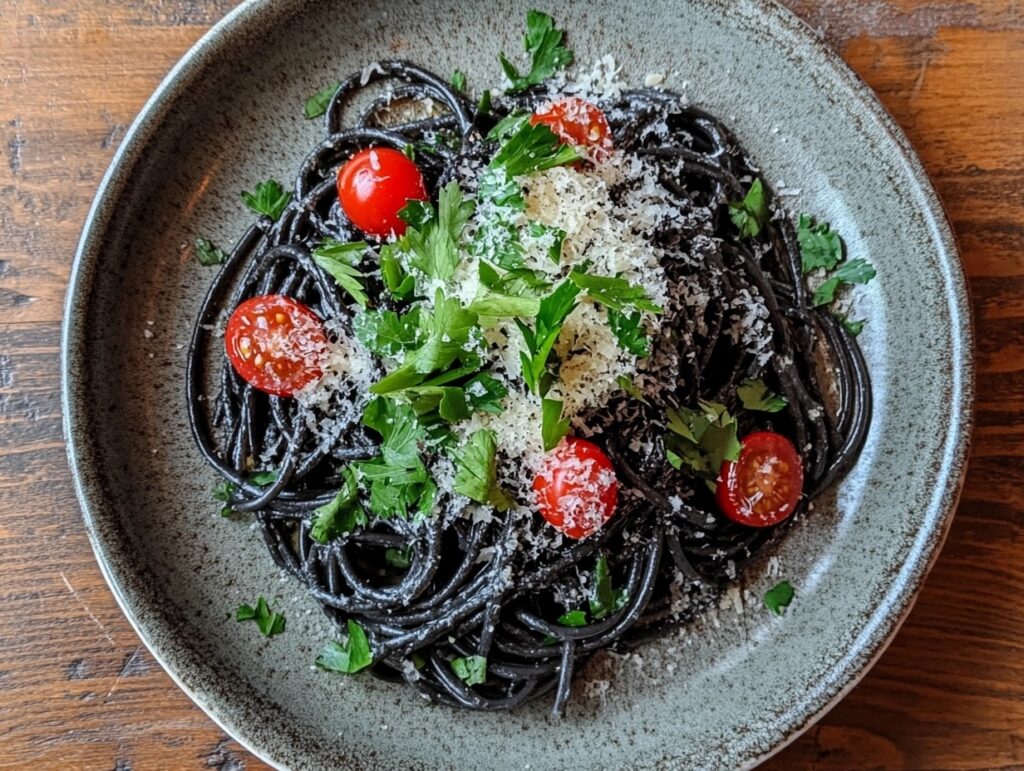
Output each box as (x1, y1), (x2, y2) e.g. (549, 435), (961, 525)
(533, 437), (619, 539)
(716, 431), (804, 527)
(224, 294), (328, 397)
(530, 97), (614, 163)
(336, 147), (427, 239)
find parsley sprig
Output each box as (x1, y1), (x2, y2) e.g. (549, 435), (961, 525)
(499, 10), (574, 93)
(797, 214), (876, 327)
(548, 555), (628, 639)
(736, 378), (787, 413)
(451, 655), (487, 685)
(515, 279), (580, 396)
(195, 237), (226, 266)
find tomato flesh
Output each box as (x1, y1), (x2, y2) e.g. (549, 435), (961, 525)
(716, 431), (803, 527)
(336, 147), (427, 239)
(224, 294), (327, 397)
(533, 437), (619, 539)
(530, 97), (614, 163)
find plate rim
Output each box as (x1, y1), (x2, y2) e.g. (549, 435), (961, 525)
(61, 0), (975, 767)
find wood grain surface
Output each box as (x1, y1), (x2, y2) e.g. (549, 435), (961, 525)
(0, 1), (1021, 768)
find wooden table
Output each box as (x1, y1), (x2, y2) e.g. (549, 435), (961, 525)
(1, 1), (1021, 767)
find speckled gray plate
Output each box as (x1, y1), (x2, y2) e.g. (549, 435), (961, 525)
(62, 0), (973, 768)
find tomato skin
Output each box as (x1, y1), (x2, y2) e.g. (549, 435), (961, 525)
(533, 437), (619, 539)
(224, 295), (328, 397)
(716, 431), (804, 527)
(336, 147), (428, 239)
(529, 97), (614, 163)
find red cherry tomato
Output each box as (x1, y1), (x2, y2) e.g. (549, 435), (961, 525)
(224, 295), (328, 397)
(336, 147), (427, 239)
(530, 97), (614, 163)
(716, 431), (804, 527)
(533, 437), (619, 539)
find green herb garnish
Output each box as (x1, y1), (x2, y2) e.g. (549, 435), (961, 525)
(236, 596), (286, 637)
(736, 378), (788, 413)
(312, 240), (370, 308)
(812, 258), (876, 307)
(385, 547), (412, 569)
(515, 279), (580, 395)
(541, 398), (570, 452)
(195, 237), (226, 266)
(665, 401), (741, 483)
(451, 70), (467, 92)
(607, 308), (650, 357)
(567, 269), (662, 313)
(797, 214), (843, 273)
(241, 179), (291, 221)
(839, 315), (866, 336)
(317, 619), (373, 673)
(213, 481), (236, 517)
(450, 655), (487, 685)
(499, 10), (574, 93)
(354, 307), (422, 358)
(311, 467), (366, 544)
(453, 429), (514, 510)
(397, 181), (474, 284)
(764, 581), (795, 615)
(616, 374), (649, 405)
(304, 82), (340, 119)
(728, 179), (768, 238)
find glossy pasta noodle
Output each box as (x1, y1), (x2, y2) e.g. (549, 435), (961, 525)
(187, 60), (871, 716)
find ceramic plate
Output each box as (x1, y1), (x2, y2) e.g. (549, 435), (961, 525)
(63, 0), (972, 767)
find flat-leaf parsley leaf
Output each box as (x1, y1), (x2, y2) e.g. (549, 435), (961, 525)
(451, 654), (487, 685)
(797, 214), (843, 273)
(312, 240), (371, 308)
(317, 619), (373, 673)
(453, 429), (514, 511)
(304, 82), (340, 119)
(195, 237), (226, 266)
(737, 378), (788, 413)
(728, 179), (768, 238)
(241, 179), (291, 221)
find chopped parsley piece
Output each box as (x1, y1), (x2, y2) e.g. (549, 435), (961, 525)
(385, 547), (412, 569)
(213, 481), (236, 517)
(665, 401), (741, 481)
(312, 240), (370, 308)
(370, 290), (480, 395)
(797, 214), (843, 273)
(550, 555), (627, 636)
(764, 580), (795, 615)
(380, 244), (416, 300)
(541, 398), (570, 452)
(556, 609), (588, 627)
(451, 70), (467, 92)
(303, 81), (340, 119)
(235, 596), (286, 637)
(241, 179), (291, 221)
(839, 315), (866, 336)
(737, 378), (788, 413)
(397, 182), (474, 284)
(195, 237), (226, 266)
(567, 269), (662, 313)
(589, 554), (627, 619)
(515, 279), (580, 395)
(317, 619), (373, 673)
(311, 467), (366, 543)
(450, 655), (487, 686)
(499, 10), (573, 93)
(812, 257), (876, 307)
(249, 470), (278, 486)
(486, 110), (530, 143)
(476, 89), (492, 115)
(453, 429), (514, 511)
(607, 308), (650, 357)
(464, 373), (508, 415)
(527, 221), (566, 264)
(616, 374), (649, 405)
(728, 179), (768, 238)
(354, 307), (421, 358)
